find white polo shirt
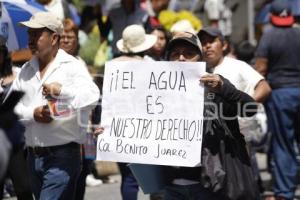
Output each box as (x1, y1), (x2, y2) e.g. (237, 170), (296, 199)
(213, 56), (266, 142)
(12, 49), (100, 147)
(213, 56), (264, 96)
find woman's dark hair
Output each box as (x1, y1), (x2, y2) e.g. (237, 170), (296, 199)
(148, 25), (171, 45)
(235, 41), (256, 64)
(147, 25), (171, 60)
(0, 44), (13, 78)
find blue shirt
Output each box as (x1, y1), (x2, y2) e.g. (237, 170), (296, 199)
(106, 5), (147, 56)
(255, 26), (300, 89)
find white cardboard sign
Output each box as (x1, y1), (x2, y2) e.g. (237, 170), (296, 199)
(97, 61), (206, 167)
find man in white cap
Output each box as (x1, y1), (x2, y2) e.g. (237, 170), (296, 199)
(12, 12), (100, 200)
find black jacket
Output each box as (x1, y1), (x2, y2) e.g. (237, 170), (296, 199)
(164, 76), (258, 199)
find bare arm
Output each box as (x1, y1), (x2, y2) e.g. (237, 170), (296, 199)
(253, 79), (271, 103)
(255, 57), (268, 76)
(254, 57), (271, 102)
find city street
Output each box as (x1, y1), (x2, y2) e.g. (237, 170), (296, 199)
(84, 175), (148, 200)
(6, 174), (149, 200)
(6, 153), (300, 200)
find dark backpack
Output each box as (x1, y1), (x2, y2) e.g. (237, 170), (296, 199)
(200, 106), (259, 200)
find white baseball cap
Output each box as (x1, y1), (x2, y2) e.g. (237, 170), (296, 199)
(19, 12), (63, 35)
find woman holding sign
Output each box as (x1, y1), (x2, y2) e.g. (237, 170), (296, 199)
(95, 30), (259, 199)
(160, 32), (259, 200)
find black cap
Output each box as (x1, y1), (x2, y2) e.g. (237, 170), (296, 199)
(270, 1), (294, 26)
(166, 32), (202, 59)
(197, 27), (225, 41)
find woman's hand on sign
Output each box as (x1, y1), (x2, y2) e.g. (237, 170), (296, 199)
(200, 74), (223, 92)
(93, 126), (104, 137)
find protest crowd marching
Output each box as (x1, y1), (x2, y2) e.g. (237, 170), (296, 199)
(1, 0), (300, 200)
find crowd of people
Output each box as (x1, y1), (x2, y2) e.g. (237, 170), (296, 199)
(1, 0), (300, 200)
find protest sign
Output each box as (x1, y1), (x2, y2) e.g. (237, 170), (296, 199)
(97, 61), (206, 167)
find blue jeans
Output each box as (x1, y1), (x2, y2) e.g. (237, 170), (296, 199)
(75, 158), (93, 200)
(27, 143), (81, 200)
(266, 88), (300, 199)
(164, 183), (225, 200)
(118, 163), (139, 200)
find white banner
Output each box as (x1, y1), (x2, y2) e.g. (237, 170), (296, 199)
(97, 61), (206, 167)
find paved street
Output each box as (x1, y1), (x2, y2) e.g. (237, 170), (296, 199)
(84, 175), (149, 200)
(84, 154), (300, 200)
(6, 174), (149, 200)
(6, 153), (300, 200)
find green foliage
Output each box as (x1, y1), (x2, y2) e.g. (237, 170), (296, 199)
(72, 0), (84, 13)
(79, 31), (100, 66)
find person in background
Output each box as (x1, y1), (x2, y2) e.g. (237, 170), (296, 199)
(170, 19), (197, 35)
(204, 0), (233, 39)
(234, 40), (256, 65)
(146, 25), (170, 61)
(198, 27), (271, 196)
(143, 0), (169, 33)
(198, 27), (271, 103)
(0, 44), (17, 101)
(0, 60), (24, 188)
(60, 19), (80, 56)
(0, 129), (11, 187)
(168, 0), (197, 11)
(0, 40), (33, 200)
(255, 1), (300, 200)
(60, 18), (103, 200)
(98, 0), (148, 58)
(12, 12), (100, 200)
(113, 24), (157, 200)
(34, 0), (81, 26)
(79, 3), (103, 34)
(145, 0), (170, 17)
(35, 0), (72, 20)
